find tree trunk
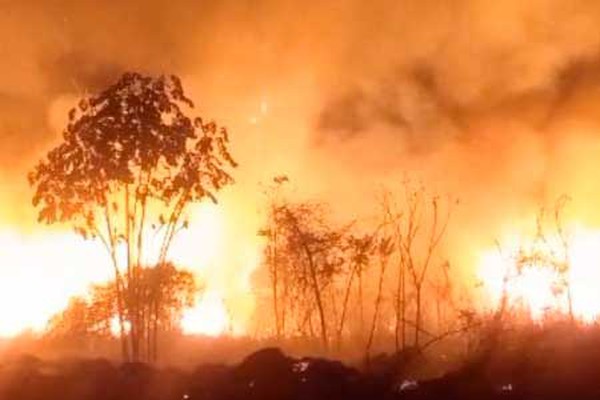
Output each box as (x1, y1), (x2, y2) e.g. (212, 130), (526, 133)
(104, 208), (130, 362)
(414, 283), (422, 348)
(272, 270), (280, 338)
(281, 273), (289, 337)
(114, 273), (130, 362)
(270, 231), (281, 339)
(152, 297), (159, 362)
(366, 256), (387, 359)
(358, 268), (364, 342)
(124, 186), (141, 362)
(306, 253), (328, 351)
(337, 265), (356, 349)
(395, 260), (405, 352)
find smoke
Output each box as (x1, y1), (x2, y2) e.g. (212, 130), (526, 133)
(2, 0), (600, 333)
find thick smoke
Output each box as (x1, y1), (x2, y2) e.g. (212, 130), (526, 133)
(2, 0), (600, 331)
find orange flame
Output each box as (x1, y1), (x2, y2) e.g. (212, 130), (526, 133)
(0, 201), (259, 338)
(478, 226), (600, 322)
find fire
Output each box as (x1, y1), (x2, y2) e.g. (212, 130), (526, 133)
(181, 291), (230, 336)
(0, 231), (113, 337)
(478, 225), (600, 322)
(0, 201), (256, 338)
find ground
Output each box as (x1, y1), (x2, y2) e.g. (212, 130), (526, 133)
(1, 326), (600, 399)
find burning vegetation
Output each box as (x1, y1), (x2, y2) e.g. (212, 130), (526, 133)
(3, 1), (600, 399)
(15, 69), (600, 368)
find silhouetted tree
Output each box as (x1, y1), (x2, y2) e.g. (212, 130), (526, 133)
(48, 297), (92, 338)
(140, 262), (197, 359)
(30, 72), (236, 361)
(391, 182), (454, 349)
(258, 175), (290, 340)
(48, 262), (196, 348)
(501, 196), (574, 324)
(265, 200), (346, 351)
(399, 184), (451, 348)
(364, 233), (393, 359)
(336, 233), (373, 349)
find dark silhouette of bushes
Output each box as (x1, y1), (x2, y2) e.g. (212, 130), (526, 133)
(4, 331), (600, 400)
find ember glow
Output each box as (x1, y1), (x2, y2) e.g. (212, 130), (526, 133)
(478, 225), (600, 323)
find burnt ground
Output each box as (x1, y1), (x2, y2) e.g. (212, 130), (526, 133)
(1, 327), (600, 400)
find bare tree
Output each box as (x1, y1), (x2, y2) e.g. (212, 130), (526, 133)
(365, 233), (394, 359)
(552, 196), (574, 324)
(258, 175), (290, 340)
(336, 234), (373, 349)
(264, 200), (346, 351)
(393, 182), (453, 349)
(379, 191), (409, 351)
(511, 196), (574, 323)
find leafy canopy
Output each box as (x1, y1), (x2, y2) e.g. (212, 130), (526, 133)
(29, 72), (236, 239)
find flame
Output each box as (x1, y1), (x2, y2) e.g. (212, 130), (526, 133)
(478, 225), (600, 322)
(0, 231), (113, 336)
(181, 291), (230, 336)
(0, 201), (258, 338)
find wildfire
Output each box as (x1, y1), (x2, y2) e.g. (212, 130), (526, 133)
(0, 231), (113, 337)
(181, 292), (230, 336)
(0, 201), (256, 338)
(478, 225), (600, 322)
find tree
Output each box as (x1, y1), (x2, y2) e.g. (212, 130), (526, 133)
(551, 196), (574, 323)
(263, 199), (346, 351)
(392, 182), (454, 349)
(29, 72), (236, 361)
(258, 175), (290, 340)
(336, 233), (373, 349)
(48, 263), (197, 347)
(139, 262), (197, 360)
(364, 232), (393, 358)
(47, 297), (94, 338)
(500, 196), (574, 323)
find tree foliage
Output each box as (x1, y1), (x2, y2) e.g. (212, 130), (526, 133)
(48, 263), (196, 339)
(30, 72), (236, 361)
(259, 177), (352, 349)
(30, 72), (235, 241)
(256, 177), (465, 357)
